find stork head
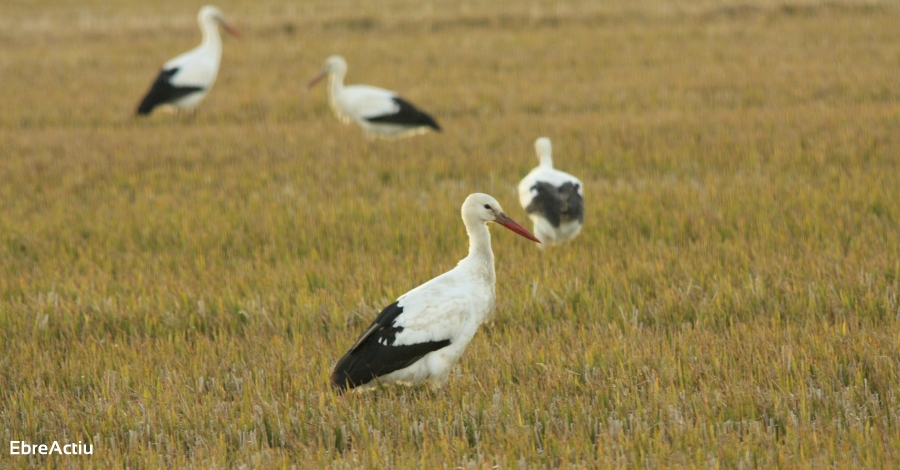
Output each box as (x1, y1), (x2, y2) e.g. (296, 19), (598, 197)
(463, 193), (540, 243)
(535, 137), (553, 167)
(308, 55), (348, 88)
(199, 5), (240, 38)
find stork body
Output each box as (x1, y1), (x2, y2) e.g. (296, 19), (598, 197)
(136, 5), (239, 115)
(308, 55), (441, 138)
(518, 137), (584, 246)
(331, 194), (539, 392)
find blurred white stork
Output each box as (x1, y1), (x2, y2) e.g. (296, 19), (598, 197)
(518, 137), (584, 246)
(308, 55), (441, 138)
(330, 193), (539, 392)
(136, 5), (239, 115)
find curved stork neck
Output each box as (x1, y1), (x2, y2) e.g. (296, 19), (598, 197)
(199, 18), (223, 55)
(326, 69), (347, 108)
(458, 220), (496, 286)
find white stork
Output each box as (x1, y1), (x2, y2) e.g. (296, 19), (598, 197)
(307, 55), (441, 138)
(136, 5), (239, 115)
(518, 137), (584, 246)
(331, 193), (540, 392)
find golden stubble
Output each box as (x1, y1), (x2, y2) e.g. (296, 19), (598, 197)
(1, 0), (899, 467)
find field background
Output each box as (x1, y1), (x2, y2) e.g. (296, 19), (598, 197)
(2, 0), (899, 467)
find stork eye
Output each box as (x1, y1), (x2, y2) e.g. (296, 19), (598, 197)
(483, 204), (491, 209)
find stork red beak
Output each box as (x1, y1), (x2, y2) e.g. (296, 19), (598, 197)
(216, 18), (241, 38)
(307, 70), (327, 89)
(495, 212), (541, 243)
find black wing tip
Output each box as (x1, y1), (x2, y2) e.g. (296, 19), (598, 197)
(416, 107), (440, 131)
(330, 372), (353, 394)
(136, 103), (154, 115)
(136, 91), (165, 115)
(136, 90), (159, 115)
(415, 109), (441, 131)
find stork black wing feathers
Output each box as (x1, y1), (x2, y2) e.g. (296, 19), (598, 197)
(365, 97), (441, 131)
(331, 301), (451, 392)
(136, 68), (205, 115)
(525, 181), (584, 227)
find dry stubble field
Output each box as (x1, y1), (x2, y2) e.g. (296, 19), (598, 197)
(1, 0), (899, 467)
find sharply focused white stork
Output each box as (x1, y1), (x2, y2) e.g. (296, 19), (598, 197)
(518, 137), (585, 246)
(136, 5), (239, 115)
(308, 55), (441, 138)
(330, 193), (540, 392)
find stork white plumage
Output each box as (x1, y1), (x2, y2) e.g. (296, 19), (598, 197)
(308, 55), (441, 138)
(331, 193), (540, 392)
(136, 5), (239, 115)
(518, 137), (585, 246)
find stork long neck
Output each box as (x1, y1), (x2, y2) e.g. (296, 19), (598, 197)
(539, 154), (553, 168)
(461, 221), (496, 285)
(323, 70), (345, 121)
(327, 69), (346, 103)
(200, 19), (222, 54)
